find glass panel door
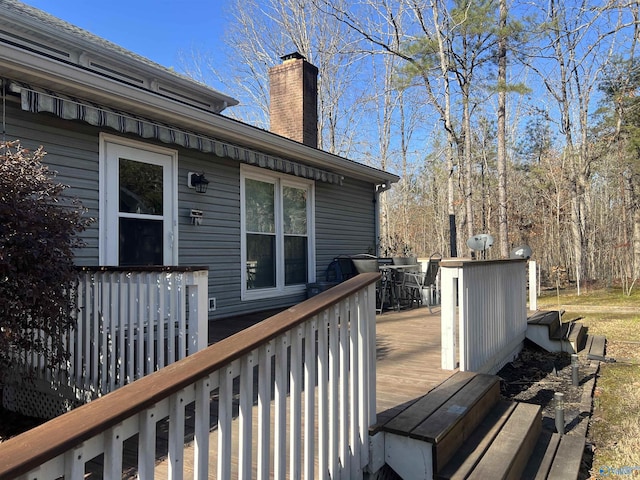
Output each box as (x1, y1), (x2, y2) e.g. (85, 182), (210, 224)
(102, 138), (176, 266)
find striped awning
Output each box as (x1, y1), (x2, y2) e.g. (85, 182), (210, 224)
(13, 83), (343, 185)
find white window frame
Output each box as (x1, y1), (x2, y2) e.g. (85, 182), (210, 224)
(241, 165), (316, 301)
(99, 133), (179, 266)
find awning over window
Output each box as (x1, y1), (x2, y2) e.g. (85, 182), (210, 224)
(14, 83), (343, 185)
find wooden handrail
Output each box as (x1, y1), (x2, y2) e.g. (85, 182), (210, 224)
(76, 265), (209, 273)
(0, 272), (380, 479)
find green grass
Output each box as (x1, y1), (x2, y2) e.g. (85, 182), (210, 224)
(538, 286), (640, 308)
(544, 288), (640, 478)
(590, 363), (640, 478)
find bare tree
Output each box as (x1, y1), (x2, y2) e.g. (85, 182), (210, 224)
(497, 0), (509, 257)
(179, 0), (366, 157)
(525, 0), (634, 292)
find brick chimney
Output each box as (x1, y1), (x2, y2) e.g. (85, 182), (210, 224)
(269, 52), (318, 148)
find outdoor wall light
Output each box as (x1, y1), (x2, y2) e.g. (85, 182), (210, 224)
(187, 172), (209, 193)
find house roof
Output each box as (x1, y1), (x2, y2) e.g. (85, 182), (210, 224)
(0, 0), (238, 114)
(0, 0), (400, 186)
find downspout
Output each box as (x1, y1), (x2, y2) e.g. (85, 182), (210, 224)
(375, 182), (393, 256)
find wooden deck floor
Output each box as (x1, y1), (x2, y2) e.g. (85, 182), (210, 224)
(218, 306), (448, 475)
(373, 306), (454, 426)
(206, 304), (454, 425)
(118, 305), (454, 478)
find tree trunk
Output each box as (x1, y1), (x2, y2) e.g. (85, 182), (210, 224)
(497, 0), (509, 258)
(633, 184), (640, 282)
(463, 83), (475, 248)
(431, 0), (458, 256)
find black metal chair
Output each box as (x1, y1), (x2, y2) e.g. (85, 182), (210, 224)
(402, 253), (442, 313)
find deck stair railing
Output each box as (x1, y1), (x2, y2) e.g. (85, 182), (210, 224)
(440, 259), (528, 374)
(0, 272), (379, 480)
(3, 266), (209, 419)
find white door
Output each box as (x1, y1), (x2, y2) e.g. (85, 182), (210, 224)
(100, 135), (177, 266)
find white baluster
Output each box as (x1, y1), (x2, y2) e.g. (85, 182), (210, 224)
(217, 364), (233, 480)
(274, 332), (289, 480)
(168, 389), (186, 480)
(257, 341), (273, 480)
(304, 317), (317, 479)
(239, 352), (254, 480)
(317, 311), (329, 479)
(290, 324), (303, 479)
(329, 304), (340, 478)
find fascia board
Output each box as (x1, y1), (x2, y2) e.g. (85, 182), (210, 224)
(0, 43), (399, 185)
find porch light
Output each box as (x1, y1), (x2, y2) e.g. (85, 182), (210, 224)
(188, 172), (209, 193)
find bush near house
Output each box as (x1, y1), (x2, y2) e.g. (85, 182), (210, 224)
(0, 140), (91, 384)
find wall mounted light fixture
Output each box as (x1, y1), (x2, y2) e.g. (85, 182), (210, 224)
(187, 172), (209, 193)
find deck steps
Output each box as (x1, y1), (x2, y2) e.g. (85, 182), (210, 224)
(435, 400), (541, 480)
(567, 321), (587, 352)
(526, 310), (590, 354)
(377, 372), (545, 480)
(379, 371), (502, 476)
(586, 334), (607, 361)
(464, 401), (541, 480)
(375, 367), (593, 480)
(521, 430), (561, 480)
(521, 430), (585, 480)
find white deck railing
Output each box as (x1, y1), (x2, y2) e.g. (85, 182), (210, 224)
(4, 266), (209, 418)
(73, 267), (210, 397)
(440, 259), (528, 373)
(0, 273), (379, 480)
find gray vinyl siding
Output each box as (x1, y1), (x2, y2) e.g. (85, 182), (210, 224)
(3, 100), (380, 320)
(4, 103), (100, 265)
(315, 178), (377, 280)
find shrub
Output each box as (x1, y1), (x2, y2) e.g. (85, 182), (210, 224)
(0, 140), (92, 383)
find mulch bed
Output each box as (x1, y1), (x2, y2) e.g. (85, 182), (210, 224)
(497, 340), (596, 479)
(498, 341), (590, 432)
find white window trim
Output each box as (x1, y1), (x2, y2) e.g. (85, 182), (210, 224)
(241, 165), (316, 301)
(99, 133), (179, 266)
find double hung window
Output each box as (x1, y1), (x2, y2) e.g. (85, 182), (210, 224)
(241, 166), (314, 299)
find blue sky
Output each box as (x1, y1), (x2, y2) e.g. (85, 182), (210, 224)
(22, 0), (232, 71)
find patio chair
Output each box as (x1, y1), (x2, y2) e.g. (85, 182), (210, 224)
(401, 253), (442, 313)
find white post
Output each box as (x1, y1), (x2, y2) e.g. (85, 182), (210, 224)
(529, 260), (538, 312)
(440, 264), (459, 370)
(367, 283), (377, 427)
(188, 270), (209, 352)
(458, 268), (469, 371)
